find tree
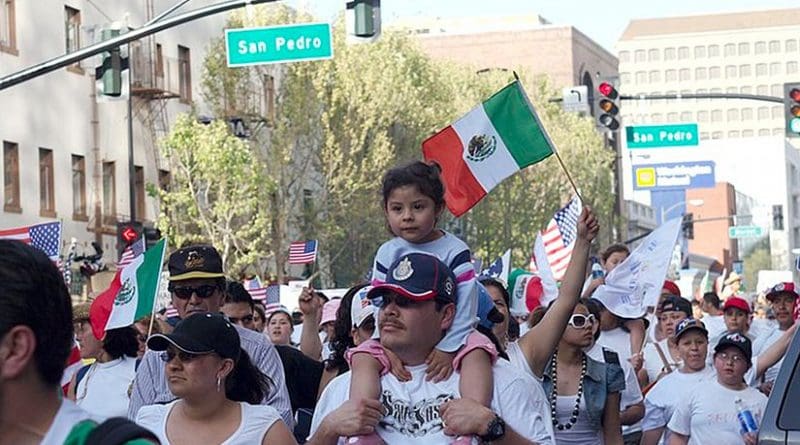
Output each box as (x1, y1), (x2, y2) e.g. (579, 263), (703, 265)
(152, 115), (273, 274)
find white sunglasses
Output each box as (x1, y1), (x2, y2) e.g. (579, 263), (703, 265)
(568, 313), (596, 328)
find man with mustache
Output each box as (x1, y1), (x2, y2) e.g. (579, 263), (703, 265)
(308, 253), (554, 445)
(750, 282), (799, 393)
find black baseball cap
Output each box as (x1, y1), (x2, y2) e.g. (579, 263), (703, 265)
(147, 312), (241, 361)
(714, 331), (752, 364)
(367, 253), (457, 304)
(674, 318), (708, 341)
(168, 245), (225, 281)
(659, 295), (692, 318)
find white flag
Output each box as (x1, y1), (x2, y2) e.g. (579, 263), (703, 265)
(533, 233), (559, 307)
(592, 217), (682, 318)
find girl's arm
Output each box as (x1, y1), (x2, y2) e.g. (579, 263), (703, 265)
(602, 392), (624, 445)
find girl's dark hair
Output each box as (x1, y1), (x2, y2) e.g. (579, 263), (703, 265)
(381, 161), (445, 212)
(103, 326), (139, 359)
(325, 283), (369, 374)
(601, 244), (630, 263)
(582, 298), (603, 341)
(479, 277), (510, 308)
(225, 348), (273, 404)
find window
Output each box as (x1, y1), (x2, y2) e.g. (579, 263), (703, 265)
(728, 131), (740, 138)
(769, 40), (780, 53)
(158, 169), (171, 192)
(155, 43), (164, 79)
(648, 70), (660, 83)
(725, 65), (737, 78)
(757, 84), (768, 95)
(65, 6), (82, 72)
(758, 129), (771, 136)
(708, 45), (720, 57)
(724, 44), (736, 57)
(727, 109), (740, 121)
(635, 71), (647, 84)
(667, 112), (679, 122)
(664, 47), (676, 60)
(3, 141), (19, 212)
(263, 74), (275, 123)
(178, 45), (192, 102)
(755, 41), (766, 54)
(694, 45), (706, 58)
(134, 166), (145, 220)
(650, 113), (663, 123)
(756, 63), (767, 76)
(770, 62), (781, 76)
(711, 131), (723, 139)
(771, 84), (782, 97)
(739, 65), (751, 77)
(680, 111), (692, 121)
(648, 49), (660, 61)
(726, 87), (738, 94)
(0, 0), (17, 54)
(711, 109), (723, 122)
(620, 72), (631, 84)
(679, 68), (690, 81)
(72, 155), (86, 219)
(787, 39), (798, 52)
(741, 108), (753, 120)
(678, 46), (689, 59)
(39, 148), (55, 217)
(742, 129), (754, 137)
(773, 128), (784, 136)
(102, 161), (116, 224)
(665, 90), (677, 105)
(618, 50), (630, 62)
(697, 110), (709, 122)
(773, 105), (783, 119)
(738, 42), (750, 55)
(709, 66), (721, 79)
(757, 107), (770, 120)
(665, 69), (677, 81)
(695, 67), (707, 80)
(634, 50), (646, 62)
(740, 86), (752, 94)
(788, 62), (798, 74)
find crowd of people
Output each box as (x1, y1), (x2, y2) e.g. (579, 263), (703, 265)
(0, 161), (798, 445)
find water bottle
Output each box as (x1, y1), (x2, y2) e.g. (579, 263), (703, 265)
(590, 257), (604, 280)
(735, 398), (758, 435)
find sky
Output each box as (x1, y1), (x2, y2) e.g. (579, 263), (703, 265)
(285, 0), (800, 52)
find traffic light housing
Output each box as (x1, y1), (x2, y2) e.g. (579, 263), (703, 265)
(346, 0), (381, 41)
(682, 213), (694, 239)
(143, 226), (162, 250)
(98, 28), (122, 96)
(116, 220), (143, 258)
(784, 82), (800, 137)
(596, 79), (620, 131)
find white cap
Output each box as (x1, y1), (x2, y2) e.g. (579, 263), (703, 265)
(350, 286), (375, 328)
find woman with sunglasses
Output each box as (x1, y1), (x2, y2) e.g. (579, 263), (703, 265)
(541, 302), (625, 445)
(136, 312), (297, 445)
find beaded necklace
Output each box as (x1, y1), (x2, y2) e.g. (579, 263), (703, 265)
(549, 350), (588, 431)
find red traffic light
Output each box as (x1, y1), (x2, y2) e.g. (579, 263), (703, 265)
(791, 88), (800, 102)
(598, 82), (615, 97)
(121, 226), (139, 244)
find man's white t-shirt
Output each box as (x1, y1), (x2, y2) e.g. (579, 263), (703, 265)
(75, 356), (137, 419)
(310, 359), (555, 445)
(642, 366), (715, 444)
(596, 328), (632, 361)
(41, 399), (96, 445)
(750, 327), (786, 384)
(667, 378), (768, 445)
(642, 339), (682, 383)
(701, 315), (726, 341)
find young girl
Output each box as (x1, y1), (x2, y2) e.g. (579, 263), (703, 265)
(347, 161), (496, 445)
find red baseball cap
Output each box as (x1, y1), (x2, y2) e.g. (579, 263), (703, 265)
(723, 296), (751, 314)
(662, 280), (681, 297)
(765, 282), (799, 302)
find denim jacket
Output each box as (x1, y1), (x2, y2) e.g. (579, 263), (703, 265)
(541, 353), (625, 431)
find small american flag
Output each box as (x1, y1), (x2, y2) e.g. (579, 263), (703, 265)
(118, 237), (146, 268)
(531, 196), (581, 281)
(263, 285), (282, 314)
(164, 305), (179, 318)
(247, 286), (268, 302)
(289, 240), (317, 264)
(0, 221), (62, 261)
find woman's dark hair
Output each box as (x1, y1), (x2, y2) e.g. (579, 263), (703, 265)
(267, 310), (292, 327)
(507, 316), (520, 343)
(476, 324), (508, 361)
(381, 161), (445, 212)
(252, 303), (266, 324)
(325, 283), (369, 374)
(601, 244), (630, 263)
(479, 277), (510, 308)
(225, 348), (273, 404)
(103, 326), (139, 359)
(582, 298), (603, 341)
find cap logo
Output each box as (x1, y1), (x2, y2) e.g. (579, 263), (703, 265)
(726, 332), (746, 343)
(392, 257), (414, 281)
(444, 277), (454, 296)
(185, 251), (205, 269)
(775, 283), (786, 292)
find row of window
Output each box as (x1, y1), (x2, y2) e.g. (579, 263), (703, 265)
(625, 106), (784, 123)
(2, 141), (169, 222)
(1, 1), (193, 102)
(622, 62), (799, 85)
(620, 40), (798, 63)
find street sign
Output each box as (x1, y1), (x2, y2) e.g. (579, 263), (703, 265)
(632, 161), (715, 191)
(626, 123), (699, 148)
(562, 85), (589, 113)
(728, 226), (764, 239)
(225, 23), (333, 67)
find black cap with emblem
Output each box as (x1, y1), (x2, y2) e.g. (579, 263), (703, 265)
(366, 253), (457, 304)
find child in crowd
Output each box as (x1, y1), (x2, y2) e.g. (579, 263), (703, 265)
(346, 161), (496, 445)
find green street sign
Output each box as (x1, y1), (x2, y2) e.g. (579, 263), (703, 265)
(626, 123), (699, 148)
(225, 23), (333, 67)
(728, 226), (764, 239)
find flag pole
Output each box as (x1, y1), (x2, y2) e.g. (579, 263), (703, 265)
(146, 238), (168, 339)
(513, 73), (584, 203)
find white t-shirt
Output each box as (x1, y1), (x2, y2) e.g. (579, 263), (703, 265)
(553, 395), (601, 445)
(505, 341), (542, 381)
(75, 356), (137, 419)
(586, 344), (644, 435)
(642, 366), (716, 444)
(311, 359), (555, 444)
(596, 328), (633, 362)
(750, 326), (786, 384)
(667, 378), (768, 445)
(41, 399), (96, 445)
(701, 315), (727, 341)
(136, 400), (282, 445)
(642, 339), (682, 383)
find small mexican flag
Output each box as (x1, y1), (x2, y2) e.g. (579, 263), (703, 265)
(89, 238), (167, 340)
(423, 80), (554, 217)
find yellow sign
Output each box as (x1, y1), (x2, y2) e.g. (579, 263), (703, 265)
(635, 167), (656, 188)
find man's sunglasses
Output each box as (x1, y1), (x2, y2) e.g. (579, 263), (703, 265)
(169, 284), (219, 300)
(568, 313), (596, 328)
(160, 348), (210, 363)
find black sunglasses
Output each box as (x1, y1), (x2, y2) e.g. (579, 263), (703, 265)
(160, 348), (210, 363)
(169, 284), (219, 300)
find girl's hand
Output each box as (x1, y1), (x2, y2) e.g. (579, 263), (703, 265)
(385, 348), (411, 382)
(425, 349), (455, 382)
(577, 206), (600, 243)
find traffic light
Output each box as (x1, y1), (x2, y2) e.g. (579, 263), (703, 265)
(346, 0), (381, 41)
(98, 28), (122, 96)
(596, 79), (620, 131)
(143, 226), (162, 250)
(773, 205), (784, 230)
(682, 213), (694, 239)
(783, 82), (800, 137)
(116, 220), (143, 258)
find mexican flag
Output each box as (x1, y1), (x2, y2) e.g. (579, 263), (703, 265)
(423, 80), (554, 217)
(89, 239), (167, 340)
